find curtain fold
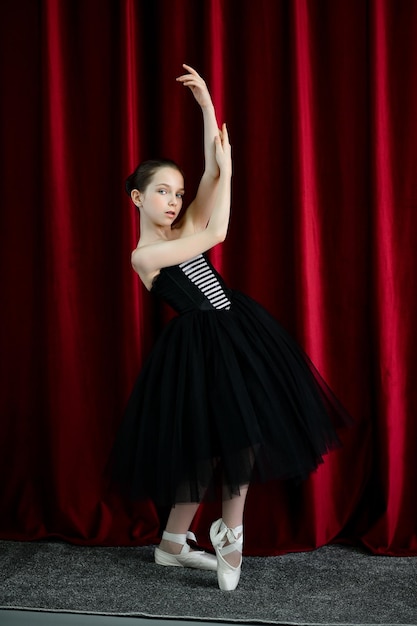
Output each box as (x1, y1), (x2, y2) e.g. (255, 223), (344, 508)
(0, 0), (416, 555)
(360, 0), (417, 555)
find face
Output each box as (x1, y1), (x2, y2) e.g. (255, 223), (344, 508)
(135, 167), (185, 226)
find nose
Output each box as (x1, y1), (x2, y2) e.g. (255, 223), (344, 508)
(169, 195), (178, 206)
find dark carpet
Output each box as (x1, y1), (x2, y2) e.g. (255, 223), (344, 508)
(0, 540), (416, 625)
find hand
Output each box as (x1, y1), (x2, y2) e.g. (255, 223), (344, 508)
(215, 123), (232, 174)
(176, 64), (213, 109)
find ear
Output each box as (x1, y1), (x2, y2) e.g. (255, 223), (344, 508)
(130, 189), (143, 207)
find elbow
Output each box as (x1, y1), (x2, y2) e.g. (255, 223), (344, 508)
(213, 227), (228, 244)
(218, 230), (227, 243)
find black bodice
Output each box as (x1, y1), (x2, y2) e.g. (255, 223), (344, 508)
(151, 254), (232, 314)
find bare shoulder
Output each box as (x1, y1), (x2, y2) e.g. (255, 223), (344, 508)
(131, 245), (144, 271)
(130, 218), (210, 291)
(130, 222), (189, 290)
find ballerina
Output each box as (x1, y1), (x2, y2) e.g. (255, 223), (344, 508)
(112, 65), (350, 591)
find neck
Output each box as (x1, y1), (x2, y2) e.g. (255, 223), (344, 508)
(139, 216), (173, 245)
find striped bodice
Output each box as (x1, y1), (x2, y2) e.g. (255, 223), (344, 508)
(179, 254), (231, 310)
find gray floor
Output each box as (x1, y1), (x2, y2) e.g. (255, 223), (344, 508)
(1, 541), (416, 626)
(0, 612), (143, 625)
(0, 612), (411, 626)
(0, 612), (218, 626)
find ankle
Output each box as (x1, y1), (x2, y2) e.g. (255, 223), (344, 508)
(159, 538), (183, 555)
(221, 522), (243, 542)
(223, 531), (242, 548)
(210, 519), (243, 554)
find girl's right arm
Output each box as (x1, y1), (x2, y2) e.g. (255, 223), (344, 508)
(132, 124), (232, 286)
(176, 65), (222, 232)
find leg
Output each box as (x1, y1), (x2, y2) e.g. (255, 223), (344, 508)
(159, 502), (200, 554)
(222, 484), (248, 528)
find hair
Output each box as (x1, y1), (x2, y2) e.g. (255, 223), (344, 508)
(125, 159), (184, 196)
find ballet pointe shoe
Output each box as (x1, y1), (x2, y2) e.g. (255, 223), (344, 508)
(210, 519), (243, 591)
(154, 530), (217, 571)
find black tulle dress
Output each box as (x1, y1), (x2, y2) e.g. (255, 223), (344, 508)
(112, 253), (350, 506)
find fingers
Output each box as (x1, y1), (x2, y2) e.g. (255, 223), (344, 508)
(182, 63), (198, 74)
(176, 64), (204, 84)
(218, 123), (230, 147)
(176, 74), (205, 88)
(176, 64), (213, 108)
(214, 125), (232, 172)
(215, 124), (231, 156)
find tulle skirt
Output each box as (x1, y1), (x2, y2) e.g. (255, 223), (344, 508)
(111, 291), (350, 506)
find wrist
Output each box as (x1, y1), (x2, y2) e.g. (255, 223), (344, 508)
(219, 167), (232, 179)
(204, 166), (220, 179)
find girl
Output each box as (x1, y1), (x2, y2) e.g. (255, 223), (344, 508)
(112, 65), (350, 591)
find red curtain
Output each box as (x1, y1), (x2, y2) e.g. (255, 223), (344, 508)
(0, 0), (416, 556)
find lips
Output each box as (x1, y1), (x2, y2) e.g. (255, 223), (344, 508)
(165, 211), (176, 218)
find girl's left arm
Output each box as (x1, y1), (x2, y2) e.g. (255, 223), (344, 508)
(176, 65), (221, 231)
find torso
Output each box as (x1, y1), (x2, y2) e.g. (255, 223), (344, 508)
(150, 253), (232, 314)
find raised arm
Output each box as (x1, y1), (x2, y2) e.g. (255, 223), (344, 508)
(132, 124), (232, 288)
(176, 64), (221, 230)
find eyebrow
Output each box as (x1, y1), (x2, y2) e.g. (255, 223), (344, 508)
(155, 182), (185, 192)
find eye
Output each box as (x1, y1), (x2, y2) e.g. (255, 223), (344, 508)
(176, 192), (184, 199)
(158, 189), (167, 195)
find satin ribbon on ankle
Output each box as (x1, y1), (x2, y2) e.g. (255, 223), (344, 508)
(216, 524), (242, 545)
(162, 530), (197, 546)
(211, 520), (243, 554)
